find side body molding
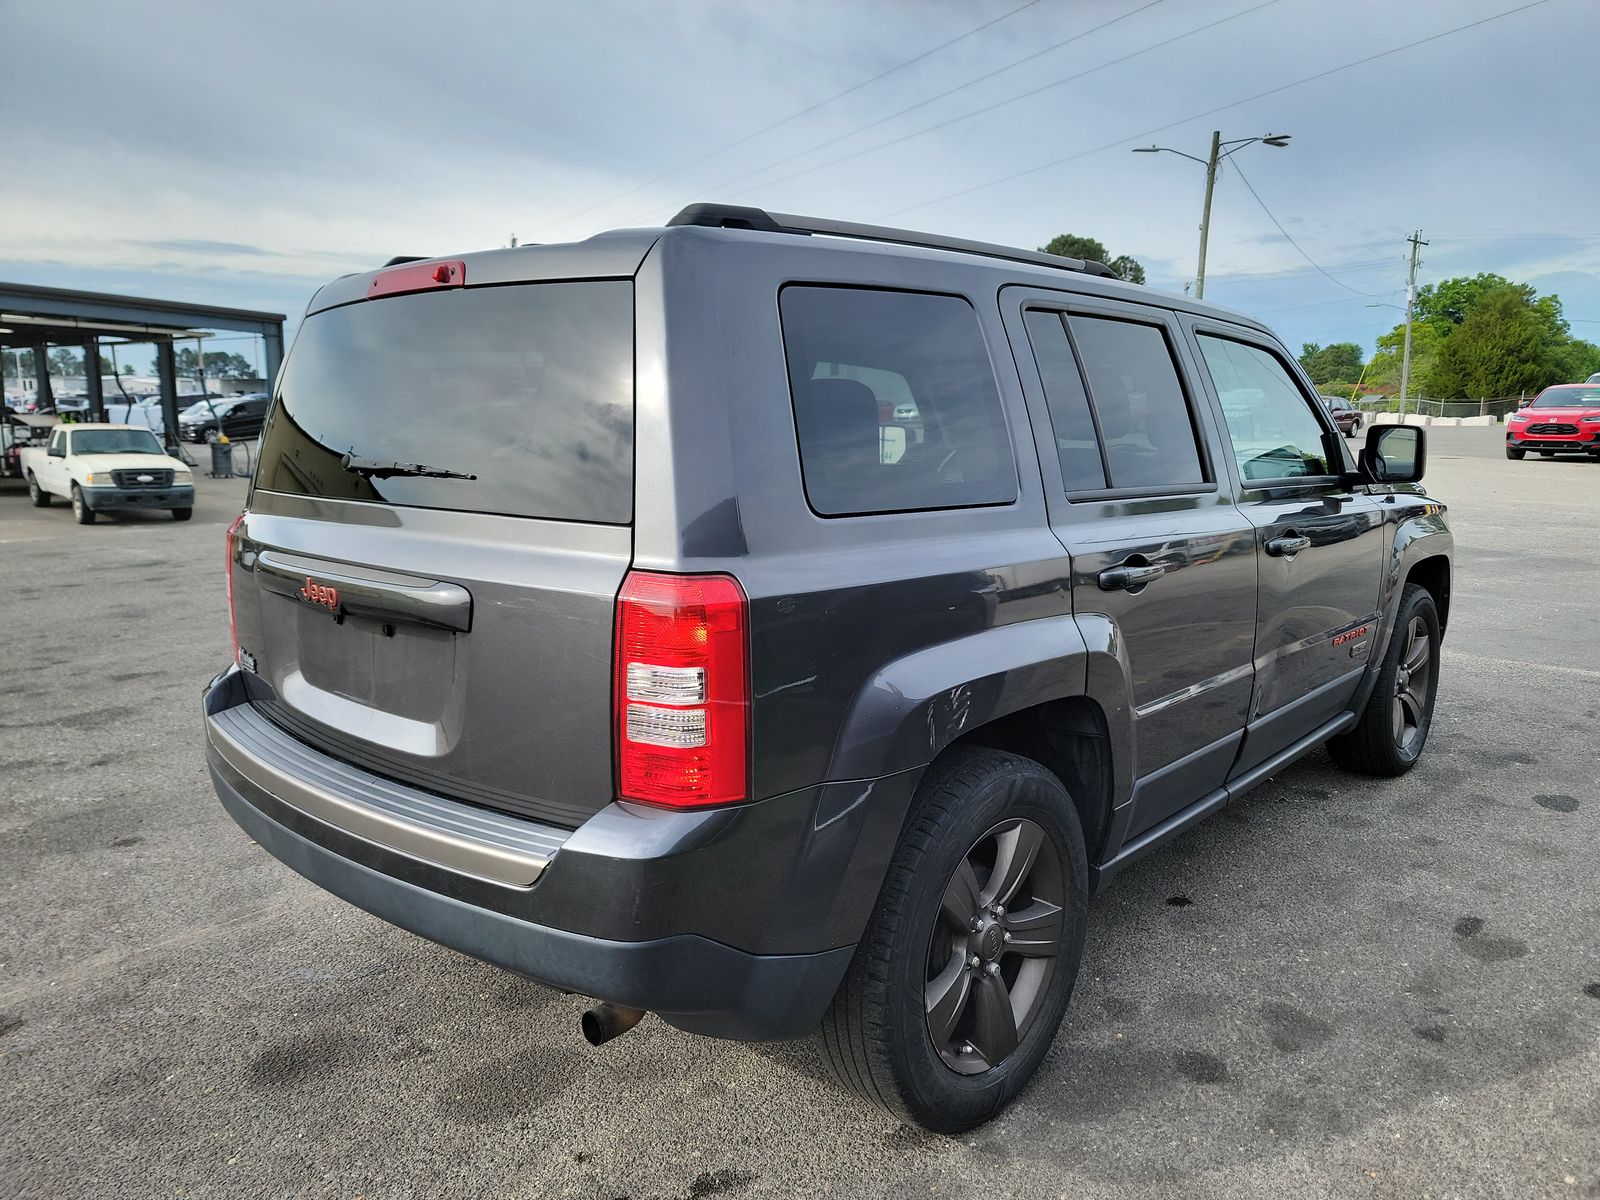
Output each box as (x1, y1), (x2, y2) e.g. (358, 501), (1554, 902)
(826, 614), (1093, 782)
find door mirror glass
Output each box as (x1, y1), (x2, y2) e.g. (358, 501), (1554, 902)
(48, 444), (65, 458)
(1362, 424), (1425, 483)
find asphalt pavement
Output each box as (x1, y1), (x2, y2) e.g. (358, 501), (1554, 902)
(2, 427), (1596, 1199)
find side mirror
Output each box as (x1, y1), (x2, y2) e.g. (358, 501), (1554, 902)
(1362, 423), (1425, 484)
(48, 445), (66, 458)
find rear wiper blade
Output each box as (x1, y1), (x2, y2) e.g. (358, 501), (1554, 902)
(340, 453), (477, 481)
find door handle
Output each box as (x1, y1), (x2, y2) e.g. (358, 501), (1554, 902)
(1265, 532), (1311, 557)
(1097, 562), (1167, 591)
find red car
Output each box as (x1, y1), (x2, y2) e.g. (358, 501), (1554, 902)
(1505, 384), (1600, 460)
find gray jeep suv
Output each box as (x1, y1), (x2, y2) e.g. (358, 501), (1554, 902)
(203, 205), (1452, 1131)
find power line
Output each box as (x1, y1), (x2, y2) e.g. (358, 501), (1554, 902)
(646, 0), (1184, 217)
(872, 0), (1557, 222)
(1227, 158), (1380, 296)
(540, 0), (1050, 232)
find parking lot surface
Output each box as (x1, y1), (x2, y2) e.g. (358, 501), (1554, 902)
(2, 427), (1596, 1199)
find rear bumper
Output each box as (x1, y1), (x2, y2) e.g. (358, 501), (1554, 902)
(83, 484), (195, 509)
(203, 667), (915, 1040)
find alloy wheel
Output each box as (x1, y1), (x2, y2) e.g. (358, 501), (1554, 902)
(925, 818), (1064, 1075)
(1392, 615), (1433, 753)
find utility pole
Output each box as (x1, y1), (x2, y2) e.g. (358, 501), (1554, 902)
(1398, 230), (1428, 423)
(1133, 130), (1289, 301)
(1195, 130), (1222, 300)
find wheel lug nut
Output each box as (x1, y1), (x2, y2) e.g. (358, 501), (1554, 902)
(967, 954), (980, 969)
(985, 961), (1000, 976)
(994, 905), (1005, 919)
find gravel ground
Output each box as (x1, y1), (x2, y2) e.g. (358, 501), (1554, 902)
(1, 427), (1596, 1199)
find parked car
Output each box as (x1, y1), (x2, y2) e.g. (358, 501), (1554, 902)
(1586, 372), (1600, 384)
(1504, 384), (1600, 459)
(1321, 394), (1363, 435)
(204, 205), (1452, 1132)
(177, 393), (269, 442)
(20, 422), (194, 522)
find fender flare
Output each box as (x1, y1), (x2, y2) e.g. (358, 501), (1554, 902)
(825, 614), (1130, 793)
(1351, 508), (1453, 714)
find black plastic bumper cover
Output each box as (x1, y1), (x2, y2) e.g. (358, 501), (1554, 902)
(214, 764), (853, 1040)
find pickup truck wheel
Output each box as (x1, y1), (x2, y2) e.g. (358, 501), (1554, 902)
(27, 472), (50, 507)
(170, 507), (193, 521)
(70, 483), (96, 525)
(1328, 584), (1440, 777)
(820, 747), (1087, 1132)
(1505, 447), (1525, 460)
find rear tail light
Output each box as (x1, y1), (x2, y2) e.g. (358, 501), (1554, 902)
(614, 571), (749, 808)
(226, 512), (245, 665)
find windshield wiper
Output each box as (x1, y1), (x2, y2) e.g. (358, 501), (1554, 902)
(340, 453), (477, 481)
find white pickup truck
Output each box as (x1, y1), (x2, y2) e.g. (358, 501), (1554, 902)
(22, 423), (196, 524)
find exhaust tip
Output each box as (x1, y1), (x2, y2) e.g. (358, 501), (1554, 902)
(582, 1002), (646, 1047)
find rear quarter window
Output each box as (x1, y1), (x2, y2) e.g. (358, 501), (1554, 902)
(779, 286), (1016, 516)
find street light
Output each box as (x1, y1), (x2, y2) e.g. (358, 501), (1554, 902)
(1133, 131), (1291, 299)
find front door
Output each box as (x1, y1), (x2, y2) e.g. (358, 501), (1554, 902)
(1004, 291), (1259, 838)
(1185, 325), (1386, 773)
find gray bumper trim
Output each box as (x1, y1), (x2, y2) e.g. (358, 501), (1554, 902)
(207, 701), (566, 887)
(214, 766), (852, 1040)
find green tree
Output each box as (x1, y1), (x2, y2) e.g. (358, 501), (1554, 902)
(1412, 273), (1515, 331)
(1548, 337), (1600, 383)
(122, 363), (135, 375)
(1429, 284), (1554, 398)
(1299, 342), (1364, 386)
(174, 347), (256, 379)
(1040, 234), (1146, 284)
(1366, 321), (1444, 394)
(48, 347), (84, 376)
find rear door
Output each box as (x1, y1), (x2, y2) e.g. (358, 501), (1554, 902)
(1003, 289), (1259, 838)
(232, 276), (636, 828)
(1184, 322), (1386, 773)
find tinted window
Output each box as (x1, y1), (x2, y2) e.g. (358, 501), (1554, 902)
(780, 286), (1015, 516)
(1196, 335), (1331, 481)
(1023, 309), (1106, 491)
(1067, 315), (1206, 490)
(257, 281), (633, 523)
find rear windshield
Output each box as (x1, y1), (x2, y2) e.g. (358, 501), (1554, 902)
(256, 280), (633, 523)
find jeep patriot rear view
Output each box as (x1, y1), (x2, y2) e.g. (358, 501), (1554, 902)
(204, 204), (1452, 1131)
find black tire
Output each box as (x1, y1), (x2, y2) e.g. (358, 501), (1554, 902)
(820, 747), (1088, 1132)
(170, 507), (193, 521)
(1328, 584), (1440, 777)
(27, 472), (50, 507)
(1505, 447), (1525, 460)
(71, 483), (96, 525)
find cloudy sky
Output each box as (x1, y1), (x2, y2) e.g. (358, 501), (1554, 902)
(3, 0), (1596, 364)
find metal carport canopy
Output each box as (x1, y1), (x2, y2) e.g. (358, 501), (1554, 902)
(0, 280), (287, 445)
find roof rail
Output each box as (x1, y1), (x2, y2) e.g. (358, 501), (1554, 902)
(667, 203), (1118, 279)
